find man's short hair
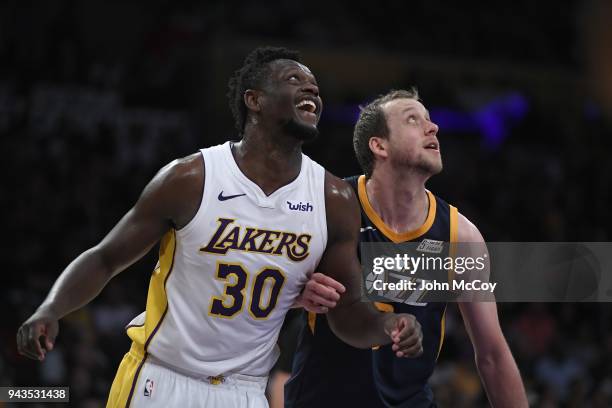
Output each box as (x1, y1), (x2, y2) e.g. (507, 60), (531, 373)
(353, 88), (420, 178)
(227, 46), (301, 135)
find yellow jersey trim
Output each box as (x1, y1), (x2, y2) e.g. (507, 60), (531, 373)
(436, 305), (447, 361)
(448, 205), (459, 284)
(357, 175), (436, 243)
(114, 229), (176, 408)
(437, 206), (458, 358)
(373, 302), (394, 313)
(133, 229), (177, 350)
(449, 205), (458, 243)
(308, 311), (316, 334)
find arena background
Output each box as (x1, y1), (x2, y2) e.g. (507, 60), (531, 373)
(3, 1), (612, 406)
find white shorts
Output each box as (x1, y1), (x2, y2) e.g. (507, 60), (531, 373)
(107, 344), (269, 408)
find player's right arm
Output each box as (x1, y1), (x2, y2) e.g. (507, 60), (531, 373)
(17, 153), (205, 361)
(456, 213), (528, 408)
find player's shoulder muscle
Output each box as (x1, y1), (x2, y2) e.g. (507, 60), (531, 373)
(138, 152), (204, 230)
(323, 171), (360, 244)
(456, 211), (484, 243)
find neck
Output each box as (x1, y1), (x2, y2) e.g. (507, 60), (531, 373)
(366, 167), (431, 234)
(231, 125), (303, 195)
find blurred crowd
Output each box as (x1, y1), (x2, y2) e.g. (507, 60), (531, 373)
(2, 0), (612, 407)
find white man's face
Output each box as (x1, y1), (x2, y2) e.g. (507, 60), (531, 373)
(381, 98), (442, 175)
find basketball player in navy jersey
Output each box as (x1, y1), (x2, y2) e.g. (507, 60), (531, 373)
(286, 89), (527, 408)
(17, 48), (422, 407)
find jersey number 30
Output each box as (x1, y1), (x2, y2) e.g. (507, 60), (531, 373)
(209, 262), (286, 319)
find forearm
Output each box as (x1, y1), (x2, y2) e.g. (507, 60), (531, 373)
(476, 347), (527, 408)
(38, 247), (115, 319)
(327, 301), (389, 348)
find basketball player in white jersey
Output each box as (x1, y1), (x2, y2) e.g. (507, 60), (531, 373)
(17, 47), (423, 407)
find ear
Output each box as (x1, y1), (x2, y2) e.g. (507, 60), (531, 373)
(244, 89), (263, 113)
(368, 136), (388, 159)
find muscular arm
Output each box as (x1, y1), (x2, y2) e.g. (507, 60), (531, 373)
(17, 153), (204, 360)
(319, 173), (421, 355)
(456, 214), (528, 408)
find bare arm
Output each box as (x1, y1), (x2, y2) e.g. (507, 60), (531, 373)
(320, 172), (422, 356)
(457, 213), (527, 408)
(17, 153), (204, 361)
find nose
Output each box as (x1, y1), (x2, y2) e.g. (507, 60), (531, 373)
(301, 81), (319, 97)
(426, 119), (438, 135)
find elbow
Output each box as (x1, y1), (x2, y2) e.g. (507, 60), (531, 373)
(337, 336), (372, 349)
(342, 337), (373, 349)
(328, 325), (367, 349)
(475, 344), (508, 372)
(476, 352), (496, 370)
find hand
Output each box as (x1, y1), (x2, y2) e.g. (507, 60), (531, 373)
(16, 308), (59, 361)
(294, 272), (346, 313)
(384, 313), (423, 358)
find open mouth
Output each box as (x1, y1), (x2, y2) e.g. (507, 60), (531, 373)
(424, 142), (439, 151)
(295, 98), (319, 122)
(296, 99), (317, 113)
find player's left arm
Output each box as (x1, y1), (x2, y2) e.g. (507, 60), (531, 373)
(456, 213), (528, 408)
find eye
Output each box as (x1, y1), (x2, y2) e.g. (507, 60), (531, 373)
(407, 115), (417, 123)
(288, 74), (299, 81)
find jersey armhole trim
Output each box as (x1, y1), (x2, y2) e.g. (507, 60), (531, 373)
(317, 163), (328, 250)
(448, 205), (459, 284)
(436, 304), (447, 361)
(449, 205), (458, 243)
(176, 150), (207, 235)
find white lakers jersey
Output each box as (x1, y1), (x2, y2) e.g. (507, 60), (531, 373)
(125, 142), (327, 378)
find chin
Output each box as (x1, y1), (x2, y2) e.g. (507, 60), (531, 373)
(428, 160), (443, 175)
(415, 159), (443, 176)
(283, 118), (319, 141)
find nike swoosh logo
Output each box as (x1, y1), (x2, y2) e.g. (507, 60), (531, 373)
(218, 191), (246, 201)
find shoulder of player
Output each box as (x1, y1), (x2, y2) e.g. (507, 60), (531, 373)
(456, 211), (484, 243)
(323, 171), (360, 242)
(157, 152), (204, 189)
(323, 171), (356, 203)
(140, 152), (204, 228)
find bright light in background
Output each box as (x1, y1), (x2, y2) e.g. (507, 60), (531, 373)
(430, 92), (529, 150)
(324, 93), (530, 151)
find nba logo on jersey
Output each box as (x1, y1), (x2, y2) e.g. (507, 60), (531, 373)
(144, 379), (154, 397)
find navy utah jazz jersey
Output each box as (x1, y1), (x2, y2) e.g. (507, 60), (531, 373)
(285, 175), (458, 408)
